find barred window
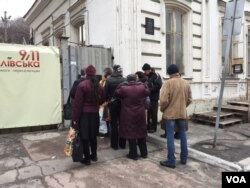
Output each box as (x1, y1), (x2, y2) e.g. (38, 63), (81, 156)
(166, 8), (184, 74)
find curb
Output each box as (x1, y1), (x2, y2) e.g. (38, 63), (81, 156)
(146, 134), (243, 172)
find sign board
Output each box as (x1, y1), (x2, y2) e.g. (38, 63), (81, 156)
(0, 43), (62, 129)
(223, 0), (245, 36)
(145, 17), (154, 35)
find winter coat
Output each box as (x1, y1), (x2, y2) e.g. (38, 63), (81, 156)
(147, 71), (162, 101)
(104, 73), (126, 101)
(115, 81), (150, 139)
(72, 77), (105, 123)
(69, 77), (85, 99)
(160, 73), (192, 119)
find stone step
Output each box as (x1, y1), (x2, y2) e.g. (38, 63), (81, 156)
(213, 105), (248, 113)
(227, 101), (249, 107)
(192, 116), (243, 128)
(192, 111), (235, 120)
(219, 118), (242, 126)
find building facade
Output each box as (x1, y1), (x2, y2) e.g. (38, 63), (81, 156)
(24, 0), (250, 114)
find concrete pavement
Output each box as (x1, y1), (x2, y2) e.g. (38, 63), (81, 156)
(148, 121), (250, 172)
(0, 120), (249, 187)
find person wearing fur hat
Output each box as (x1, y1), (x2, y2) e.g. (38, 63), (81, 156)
(159, 64), (192, 168)
(72, 64), (105, 165)
(142, 63), (162, 133)
(104, 64), (127, 150)
(115, 74), (150, 160)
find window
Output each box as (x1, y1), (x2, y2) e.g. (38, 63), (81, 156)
(166, 8), (184, 74)
(79, 23), (86, 46)
(221, 19), (233, 76)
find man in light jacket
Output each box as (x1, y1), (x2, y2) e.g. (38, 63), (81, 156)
(159, 64), (192, 168)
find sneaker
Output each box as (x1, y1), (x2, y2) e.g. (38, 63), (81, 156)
(80, 158), (91, 165)
(160, 160), (176, 168)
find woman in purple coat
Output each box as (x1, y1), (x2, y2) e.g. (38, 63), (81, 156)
(115, 74), (150, 160)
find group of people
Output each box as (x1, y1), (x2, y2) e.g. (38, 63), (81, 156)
(70, 63), (192, 169)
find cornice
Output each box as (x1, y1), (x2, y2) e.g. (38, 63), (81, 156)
(68, 0), (86, 13)
(24, 0), (51, 25)
(218, 0), (226, 13)
(68, 0), (86, 27)
(41, 27), (50, 36)
(52, 14), (65, 26)
(164, 0), (192, 12)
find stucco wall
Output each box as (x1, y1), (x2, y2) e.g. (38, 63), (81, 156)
(24, 0), (250, 107)
(87, 0), (114, 48)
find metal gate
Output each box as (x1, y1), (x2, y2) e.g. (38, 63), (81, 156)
(61, 39), (112, 105)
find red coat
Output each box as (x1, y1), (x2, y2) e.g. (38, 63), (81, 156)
(72, 78), (105, 123)
(115, 81), (150, 139)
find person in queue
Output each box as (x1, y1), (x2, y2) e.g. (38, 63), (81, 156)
(104, 65), (126, 150)
(72, 65), (105, 165)
(159, 64), (192, 168)
(115, 74), (150, 160)
(142, 63), (162, 133)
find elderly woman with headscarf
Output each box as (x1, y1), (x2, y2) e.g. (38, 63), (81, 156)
(72, 64), (105, 165)
(115, 74), (150, 160)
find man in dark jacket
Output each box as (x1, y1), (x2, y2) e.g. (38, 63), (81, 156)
(70, 68), (86, 99)
(142, 63), (162, 133)
(104, 65), (126, 150)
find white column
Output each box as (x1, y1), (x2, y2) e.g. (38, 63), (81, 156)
(114, 0), (141, 76)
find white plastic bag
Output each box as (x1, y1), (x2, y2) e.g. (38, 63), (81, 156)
(99, 107), (108, 134)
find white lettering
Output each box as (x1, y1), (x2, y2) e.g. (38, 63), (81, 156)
(226, 176), (246, 183)
(226, 176), (233, 183)
(240, 176), (246, 183)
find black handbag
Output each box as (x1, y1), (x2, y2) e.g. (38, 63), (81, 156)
(63, 96), (72, 120)
(71, 131), (83, 162)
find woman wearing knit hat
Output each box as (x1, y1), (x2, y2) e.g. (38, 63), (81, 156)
(159, 64), (192, 168)
(72, 64), (105, 165)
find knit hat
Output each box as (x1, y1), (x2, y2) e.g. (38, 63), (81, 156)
(85, 65), (96, 76)
(113, 65), (122, 73)
(127, 74), (137, 82)
(167, 64), (179, 75)
(142, 63), (151, 71)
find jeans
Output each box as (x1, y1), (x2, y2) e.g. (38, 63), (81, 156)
(165, 119), (188, 165)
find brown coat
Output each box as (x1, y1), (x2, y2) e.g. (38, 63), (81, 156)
(160, 73), (192, 119)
